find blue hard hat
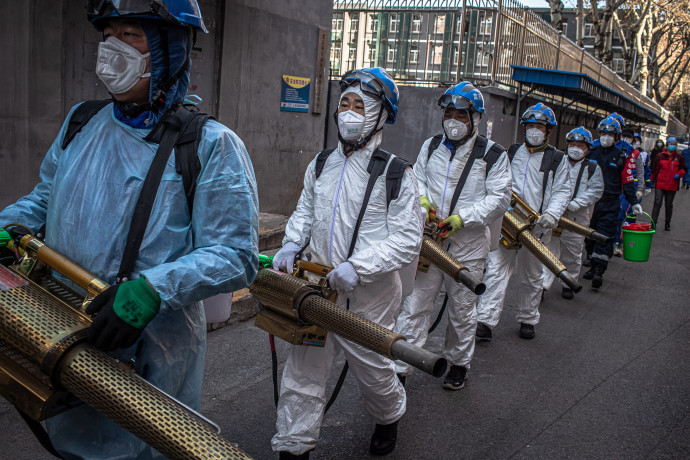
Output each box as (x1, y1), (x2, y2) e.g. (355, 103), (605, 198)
(609, 112), (625, 128)
(438, 82), (485, 115)
(86, 0), (208, 32)
(566, 126), (593, 146)
(598, 116), (622, 134)
(667, 136), (677, 143)
(340, 67), (399, 124)
(520, 103), (557, 126)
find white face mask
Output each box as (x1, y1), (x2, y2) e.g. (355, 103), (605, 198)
(621, 137), (633, 145)
(443, 118), (469, 141)
(526, 127), (546, 146)
(96, 37), (151, 95)
(338, 110), (366, 142)
(600, 134), (615, 148)
(633, 140), (641, 149)
(656, 142), (664, 148)
(567, 146), (585, 161)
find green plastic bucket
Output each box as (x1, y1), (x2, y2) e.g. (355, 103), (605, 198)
(622, 212), (655, 262)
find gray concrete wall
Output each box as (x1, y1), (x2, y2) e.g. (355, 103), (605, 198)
(0, 0), (333, 217)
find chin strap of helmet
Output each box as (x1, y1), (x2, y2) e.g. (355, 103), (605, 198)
(113, 57), (190, 119)
(336, 105), (386, 155)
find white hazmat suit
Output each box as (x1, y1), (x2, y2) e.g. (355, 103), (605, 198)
(271, 87), (423, 455)
(394, 133), (511, 375)
(476, 143), (571, 329)
(543, 159), (604, 291)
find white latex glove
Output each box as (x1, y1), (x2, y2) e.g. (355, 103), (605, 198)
(272, 241), (301, 272)
(632, 204), (643, 216)
(537, 213), (558, 229)
(326, 261), (359, 293)
(567, 202), (581, 213)
(636, 190), (644, 200)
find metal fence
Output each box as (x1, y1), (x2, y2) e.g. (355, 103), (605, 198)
(331, 0), (662, 119)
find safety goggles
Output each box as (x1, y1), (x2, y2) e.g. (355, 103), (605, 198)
(521, 109), (550, 124)
(597, 124), (619, 133)
(438, 94), (474, 111)
(340, 70), (393, 103)
(86, 0), (184, 27)
(565, 132), (590, 143)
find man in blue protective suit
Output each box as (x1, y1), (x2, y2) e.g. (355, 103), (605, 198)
(584, 116), (640, 289)
(0, 1), (259, 459)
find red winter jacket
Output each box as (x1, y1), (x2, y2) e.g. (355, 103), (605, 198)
(651, 150), (687, 191)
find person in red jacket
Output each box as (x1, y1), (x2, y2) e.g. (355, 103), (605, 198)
(651, 137), (687, 231)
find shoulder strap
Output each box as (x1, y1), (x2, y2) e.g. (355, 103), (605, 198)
(61, 100), (111, 149)
(447, 135), (487, 215)
(385, 156), (410, 207)
(483, 141), (506, 177)
(507, 143), (521, 162)
(587, 159), (597, 179)
(427, 134), (444, 161)
(315, 149), (336, 179)
(117, 105), (198, 283)
(538, 146), (564, 213)
(347, 149), (391, 258)
(572, 160), (588, 198)
(173, 108), (213, 214)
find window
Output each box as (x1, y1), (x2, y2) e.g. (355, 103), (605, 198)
(453, 46), (459, 65)
(350, 17), (359, 32)
(390, 14), (399, 33)
(456, 17), (463, 34)
(479, 17), (493, 36)
(412, 14), (421, 33)
(387, 46), (397, 63)
(434, 15), (445, 34)
(431, 45), (443, 65)
(584, 23), (593, 37)
(613, 58), (624, 73)
(369, 14), (379, 32)
(561, 23), (568, 36)
(332, 48), (341, 61)
(332, 18), (343, 31)
(410, 45), (419, 64)
(476, 50), (489, 67)
(348, 48), (357, 60)
(368, 47), (376, 61)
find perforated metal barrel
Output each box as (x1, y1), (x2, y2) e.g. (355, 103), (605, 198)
(250, 269), (447, 376)
(56, 344), (251, 460)
(420, 237), (486, 295)
(517, 227), (582, 292)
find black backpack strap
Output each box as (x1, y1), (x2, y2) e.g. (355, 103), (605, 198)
(385, 156), (411, 207)
(117, 106), (196, 283)
(61, 100), (111, 149)
(173, 109), (213, 214)
(483, 141), (506, 177)
(587, 159), (597, 180)
(427, 134), (444, 161)
(447, 135), (488, 215)
(538, 146), (564, 214)
(347, 149), (391, 258)
(572, 159), (588, 199)
(507, 143), (521, 162)
(315, 149), (336, 179)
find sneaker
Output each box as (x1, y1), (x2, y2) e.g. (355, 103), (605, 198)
(665, 223), (671, 231)
(583, 267), (595, 280)
(561, 287), (574, 299)
(519, 323), (535, 340)
(476, 322), (492, 341)
(613, 243), (622, 257)
(583, 256), (592, 267)
(591, 267), (603, 289)
(370, 421), (398, 456)
(443, 365), (468, 390)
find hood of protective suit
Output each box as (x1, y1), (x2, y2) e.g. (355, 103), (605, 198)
(140, 20), (193, 124)
(341, 85), (386, 142)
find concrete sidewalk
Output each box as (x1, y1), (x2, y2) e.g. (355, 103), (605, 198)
(2, 193), (689, 459)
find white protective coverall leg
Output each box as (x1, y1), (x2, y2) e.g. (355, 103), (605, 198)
(542, 159), (603, 290)
(476, 143), (571, 330)
(393, 133), (511, 374)
(271, 86), (422, 455)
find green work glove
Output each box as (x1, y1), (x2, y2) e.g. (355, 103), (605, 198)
(420, 196), (437, 222)
(86, 277), (161, 351)
(0, 229), (10, 248)
(438, 214), (464, 238)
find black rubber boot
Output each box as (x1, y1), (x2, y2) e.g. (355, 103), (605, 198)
(561, 287), (574, 300)
(583, 266), (595, 280)
(591, 265), (604, 289)
(665, 223), (671, 231)
(279, 451), (310, 459)
(370, 421), (398, 456)
(476, 322), (492, 341)
(519, 323), (535, 340)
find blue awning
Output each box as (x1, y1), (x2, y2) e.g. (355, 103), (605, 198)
(510, 65), (665, 126)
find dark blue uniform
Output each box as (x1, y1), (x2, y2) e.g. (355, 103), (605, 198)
(586, 144), (637, 272)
